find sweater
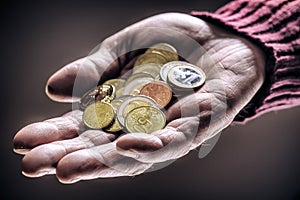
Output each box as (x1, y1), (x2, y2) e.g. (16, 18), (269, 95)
(191, 0), (300, 123)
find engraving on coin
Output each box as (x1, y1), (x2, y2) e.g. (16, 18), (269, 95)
(125, 106), (166, 134)
(83, 101), (115, 129)
(140, 81), (172, 108)
(79, 84), (115, 109)
(166, 61), (206, 89)
(117, 95), (158, 127)
(123, 100), (151, 118)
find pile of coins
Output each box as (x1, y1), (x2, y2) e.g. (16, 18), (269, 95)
(80, 43), (206, 134)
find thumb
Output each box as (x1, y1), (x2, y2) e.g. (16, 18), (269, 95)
(45, 46), (120, 103)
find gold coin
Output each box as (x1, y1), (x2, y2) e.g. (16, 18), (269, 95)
(103, 79), (125, 90)
(104, 100), (123, 132)
(133, 63), (162, 78)
(83, 101), (115, 129)
(166, 61), (206, 89)
(123, 100), (151, 118)
(79, 84), (115, 110)
(134, 52), (169, 67)
(117, 95), (158, 127)
(125, 106), (166, 134)
(115, 87), (124, 98)
(147, 43), (177, 54)
(146, 43), (178, 62)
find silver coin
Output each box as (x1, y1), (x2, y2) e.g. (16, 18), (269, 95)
(114, 95), (133, 102)
(133, 63), (162, 78)
(167, 61), (206, 89)
(123, 74), (154, 96)
(160, 62), (177, 82)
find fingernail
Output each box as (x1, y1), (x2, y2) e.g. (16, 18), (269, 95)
(22, 170), (50, 178)
(13, 148), (30, 154)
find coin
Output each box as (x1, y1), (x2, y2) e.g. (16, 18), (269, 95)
(147, 43), (177, 54)
(134, 52), (169, 67)
(103, 78), (125, 90)
(125, 106), (166, 134)
(117, 95), (158, 127)
(160, 62), (177, 82)
(83, 101), (115, 129)
(104, 100), (123, 132)
(114, 95), (133, 102)
(125, 73), (154, 86)
(166, 61), (206, 89)
(146, 43), (178, 62)
(123, 73), (154, 95)
(115, 87), (125, 98)
(140, 81), (172, 108)
(123, 78), (154, 96)
(133, 63), (162, 78)
(123, 100), (152, 118)
(79, 84), (115, 110)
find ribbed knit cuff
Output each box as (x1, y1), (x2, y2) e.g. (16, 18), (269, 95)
(191, 0), (300, 123)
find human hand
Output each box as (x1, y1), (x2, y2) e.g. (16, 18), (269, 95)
(13, 13), (265, 183)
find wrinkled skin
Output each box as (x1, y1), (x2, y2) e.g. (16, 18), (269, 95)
(13, 13), (265, 183)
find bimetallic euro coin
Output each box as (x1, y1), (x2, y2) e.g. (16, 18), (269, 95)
(160, 62), (177, 82)
(83, 101), (115, 129)
(140, 81), (173, 108)
(166, 61), (206, 89)
(117, 95), (158, 127)
(125, 106), (166, 134)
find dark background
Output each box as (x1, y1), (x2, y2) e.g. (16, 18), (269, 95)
(1, 0), (300, 199)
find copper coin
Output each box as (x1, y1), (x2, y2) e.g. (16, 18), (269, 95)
(140, 81), (172, 108)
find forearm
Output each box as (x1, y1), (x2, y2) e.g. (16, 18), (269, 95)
(192, 0), (300, 123)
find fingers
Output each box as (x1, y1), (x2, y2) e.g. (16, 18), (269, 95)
(13, 110), (84, 154)
(21, 130), (116, 177)
(115, 91), (227, 163)
(46, 13), (212, 103)
(115, 133), (163, 151)
(46, 58), (98, 102)
(116, 117), (200, 163)
(46, 51), (119, 102)
(55, 143), (152, 184)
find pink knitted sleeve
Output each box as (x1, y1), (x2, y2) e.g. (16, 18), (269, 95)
(191, 0), (300, 123)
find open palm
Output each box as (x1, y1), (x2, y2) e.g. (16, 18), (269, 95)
(13, 13), (265, 183)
